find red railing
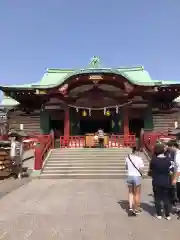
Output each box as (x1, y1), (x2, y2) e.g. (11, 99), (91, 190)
(60, 136), (85, 148)
(60, 135), (136, 148)
(143, 131), (176, 155)
(108, 135), (136, 147)
(34, 133), (54, 170)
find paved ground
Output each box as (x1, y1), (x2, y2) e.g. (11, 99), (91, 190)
(0, 179), (180, 240)
(0, 178), (31, 199)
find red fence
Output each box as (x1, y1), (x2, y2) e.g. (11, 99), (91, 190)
(143, 131), (176, 155)
(60, 135), (136, 148)
(109, 135), (136, 148)
(34, 133), (54, 170)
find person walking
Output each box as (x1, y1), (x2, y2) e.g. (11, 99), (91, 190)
(10, 135), (23, 179)
(125, 146), (144, 216)
(164, 141), (178, 208)
(150, 143), (174, 220)
(170, 141), (180, 214)
(97, 128), (105, 148)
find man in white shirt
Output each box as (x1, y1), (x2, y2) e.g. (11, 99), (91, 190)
(172, 142), (180, 204)
(10, 136), (23, 179)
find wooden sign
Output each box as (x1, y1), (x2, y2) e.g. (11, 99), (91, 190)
(89, 75), (103, 85)
(35, 89), (47, 95)
(89, 75), (103, 80)
(44, 105), (61, 110)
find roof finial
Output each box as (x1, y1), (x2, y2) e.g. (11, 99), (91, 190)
(89, 56), (101, 68)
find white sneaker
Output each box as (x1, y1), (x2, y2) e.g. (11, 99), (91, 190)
(155, 215), (162, 220)
(166, 216), (171, 221)
(18, 173), (22, 179)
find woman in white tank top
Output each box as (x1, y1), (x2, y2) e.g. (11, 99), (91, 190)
(125, 147), (144, 216)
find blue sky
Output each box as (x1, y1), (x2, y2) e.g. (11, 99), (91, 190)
(0, 0), (180, 86)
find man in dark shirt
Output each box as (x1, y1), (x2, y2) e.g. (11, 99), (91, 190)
(165, 141), (175, 161)
(150, 143), (174, 219)
(165, 141), (178, 206)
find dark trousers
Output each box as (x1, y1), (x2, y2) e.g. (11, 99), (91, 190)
(153, 185), (171, 217)
(168, 186), (177, 205)
(177, 182), (180, 203)
(99, 138), (104, 148)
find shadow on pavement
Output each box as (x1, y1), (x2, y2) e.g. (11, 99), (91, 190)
(0, 178), (31, 199)
(117, 200), (155, 216)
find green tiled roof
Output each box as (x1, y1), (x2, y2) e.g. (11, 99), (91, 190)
(1, 57), (180, 90)
(0, 96), (19, 108)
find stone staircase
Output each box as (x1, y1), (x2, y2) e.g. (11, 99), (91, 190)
(40, 148), (150, 179)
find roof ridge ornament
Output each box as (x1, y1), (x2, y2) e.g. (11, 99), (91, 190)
(89, 56), (101, 68)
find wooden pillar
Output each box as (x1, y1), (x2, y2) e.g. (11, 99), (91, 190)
(144, 102), (154, 130)
(123, 107), (129, 135)
(64, 107), (70, 139)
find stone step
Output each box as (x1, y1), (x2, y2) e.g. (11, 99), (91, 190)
(51, 150), (131, 154)
(50, 148), (131, 153)
(51, 149), (131, 152)
(49, 158), (129, 161)
(40, 173), (150, 179)
(45, 162), (129, 166)
(40, 173), (127, 179)
(53, 148), (131, 150)
(44, 166), (149, 171)
(43, 168), (126, 172)
(40, 174), (127, 179)
(50, 153), (130, 157)
(46, 160), (149, 165)
(41, 148), (149, 179)
(50, 152), (130, 155)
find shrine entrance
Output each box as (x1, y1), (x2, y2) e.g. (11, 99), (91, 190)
(129, 118), (144, 137)
(79, 119), (111, 135)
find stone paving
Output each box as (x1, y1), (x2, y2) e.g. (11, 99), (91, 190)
(0, 179), (180, 239)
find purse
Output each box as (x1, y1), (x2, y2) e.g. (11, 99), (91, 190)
(128, 155), (143, 177)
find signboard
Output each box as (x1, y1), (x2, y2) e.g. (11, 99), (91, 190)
(44, 105), (61, 110)
(80, 68), (111, 73)
(89, 75), (103, 80)
(35, 89), (47, 95)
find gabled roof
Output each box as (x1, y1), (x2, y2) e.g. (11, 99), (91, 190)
(0, 67), (165, 90)
(0, 96), (19, 108)
(1, 57), (180, 91)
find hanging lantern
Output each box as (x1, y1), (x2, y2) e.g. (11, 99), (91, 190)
(118, 121), (121, 127)
(76, 107), (79, 112)
(105, 110), (111, 116)
(82, 110), (87, 117)
(88, 108), (91, 116)
(104, 107), (106, 115)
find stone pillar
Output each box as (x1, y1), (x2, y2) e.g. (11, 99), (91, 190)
(123, 107), (129, 135)
(64, 107), (70, 138)
(144, 102), (154, 131)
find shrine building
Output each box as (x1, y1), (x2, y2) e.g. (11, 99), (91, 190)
(0, 56), (180, 140)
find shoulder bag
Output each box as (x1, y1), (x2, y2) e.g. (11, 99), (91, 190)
(128, 154), (143, 177)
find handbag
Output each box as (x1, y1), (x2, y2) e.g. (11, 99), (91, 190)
(128, 154), (143, 177)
